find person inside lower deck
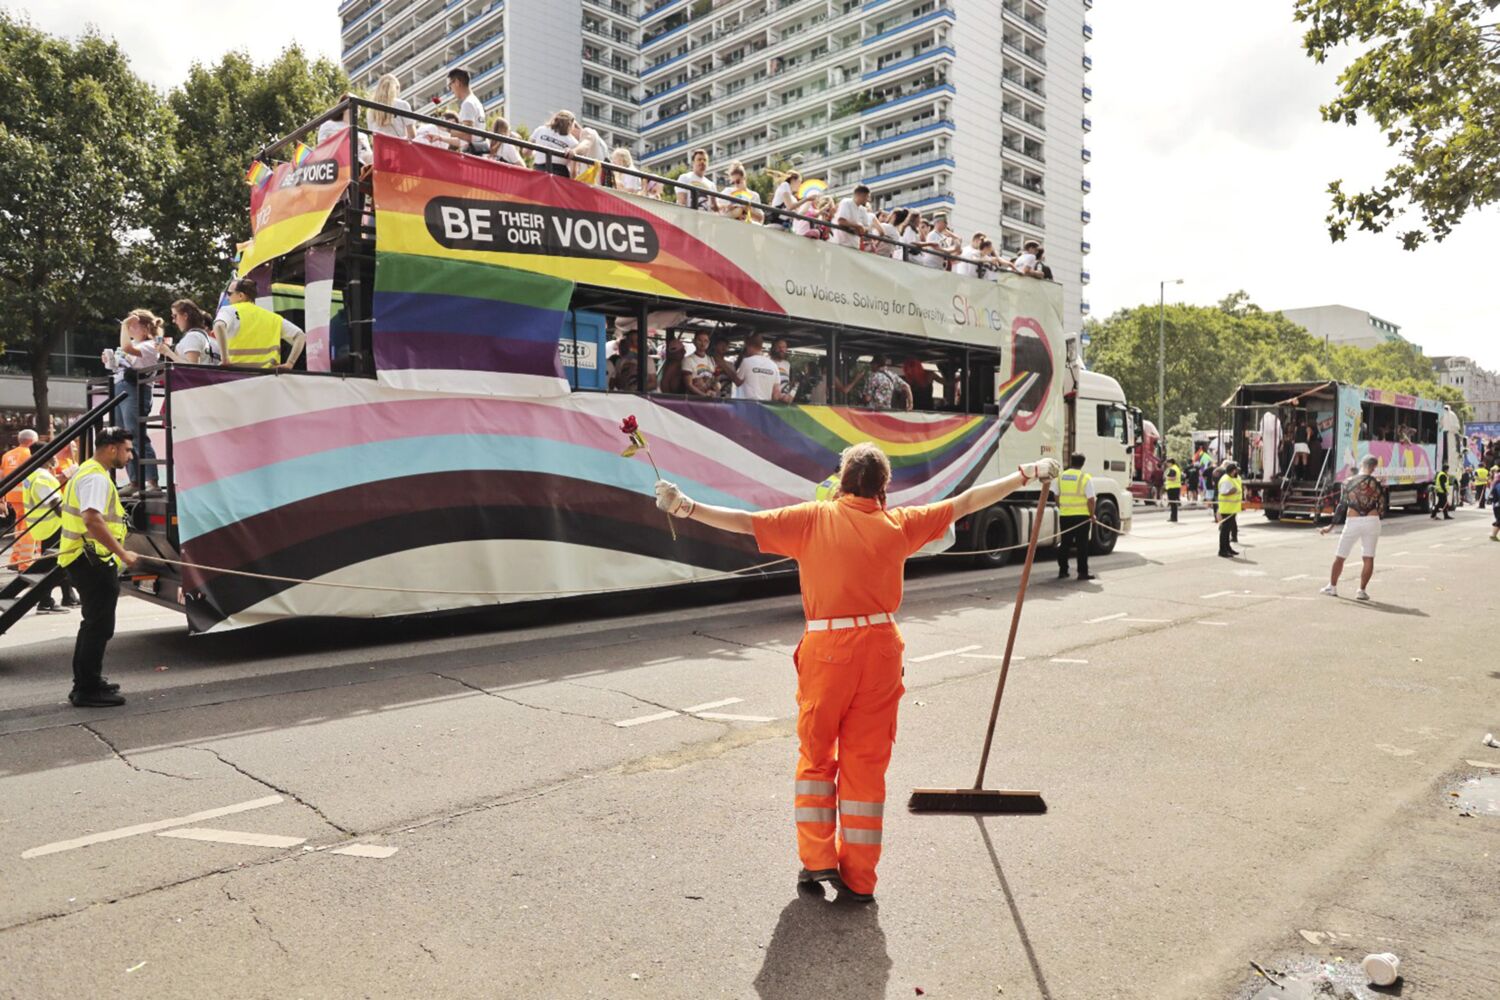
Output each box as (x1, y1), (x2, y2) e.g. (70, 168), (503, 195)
(650, 444), (1060, 901)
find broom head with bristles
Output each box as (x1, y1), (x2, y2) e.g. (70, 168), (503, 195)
(907, 788), (1047, 814)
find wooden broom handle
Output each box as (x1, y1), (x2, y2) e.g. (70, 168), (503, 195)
(973, 479), (1051, 790)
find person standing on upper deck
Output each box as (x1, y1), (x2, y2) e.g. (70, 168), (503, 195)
(214, 278), (306, 371)
(447, 67), (488, 155)
(830, 186), (878, 250)
(531, 111), (579, 178)
(676, 148), (719, 212)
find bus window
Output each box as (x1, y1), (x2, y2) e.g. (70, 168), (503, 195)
(1418, 409), (1437, 444)
(1096, 403), (1126, 443)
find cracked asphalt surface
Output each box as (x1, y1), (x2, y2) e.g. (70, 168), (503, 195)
(2, 506), (1499, 998)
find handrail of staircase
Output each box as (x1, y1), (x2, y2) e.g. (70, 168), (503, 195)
(0, 387), (128, 499)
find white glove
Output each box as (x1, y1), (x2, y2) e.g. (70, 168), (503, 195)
(1019, 458), (1061, 483)
(654, 479), (695, 518)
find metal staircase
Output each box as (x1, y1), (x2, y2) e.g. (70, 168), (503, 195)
(1276, 448), (1335, 523)
(0, 387), (126, 642)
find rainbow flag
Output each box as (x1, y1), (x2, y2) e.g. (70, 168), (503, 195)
(373, 251), (573, 397)
(244, 160), (272, 187)
(291, 142), (312, 165)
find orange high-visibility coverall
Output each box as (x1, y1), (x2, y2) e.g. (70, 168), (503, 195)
(753, 493), (954, 895)
(3, 444), (34, 569)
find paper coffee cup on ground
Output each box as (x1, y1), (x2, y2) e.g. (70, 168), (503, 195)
(1362, 952), (1400, 986)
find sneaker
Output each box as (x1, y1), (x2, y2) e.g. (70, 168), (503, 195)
(61, 597), (80, 607)
(797, 867), (839, 890)
(35, 603), (69, 615)
(1355, 590), (1370, 601)
(831, 876), (875, 904)
(1319, 585), (1337, 597)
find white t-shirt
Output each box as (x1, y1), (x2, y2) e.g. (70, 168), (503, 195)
(215, 306), (304, 345)
(831, 198), (872, 248)
(1014, 252), (1038, 274)
(74, 473), (112, 514)
(458, 94), (485, 130)
(494, 140), (525, 166)
(614, 171), (643, 193)
(771, 181), (798, 211)
(684, 354), (716, 395)
(175, 328), (221, 364)
(910, 231), (945, 269)
(370, 99), (413, 139)
(872, 221), (901, 257)
(955, 245), (984, 278)
(774, 357), (792, 396)
(677, 170), (718, 211)
(531, 125), (578, 168)
(317, 121), (373, 165)
(733, 354), (783, 401)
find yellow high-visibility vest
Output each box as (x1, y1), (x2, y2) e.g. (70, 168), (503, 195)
(1217, 474), (1243, 515)
(58, 458), (127, 568)
(1164, 464), (1181, 488)
(1057, 469), (1092, 517)
(815, 475), (838, 501)
(1478, 466), (1492, 486)
(226, 301), (282, 368)
(21, 467), (62, 543)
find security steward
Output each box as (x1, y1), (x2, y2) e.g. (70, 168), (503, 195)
(1430, 468), (1453, 520)
(653, 445), (1059, 902)
(1056, 453), (1096, 581)
(59, 428), (141, 708)
(1477, 463), (1491, 509)
(1164, 458), (1183, 523)
(814, 470), (839, 501)
(22, 453), (72, 614)
(213, 277), (307, 369)
(1216, 460), (1243, 558)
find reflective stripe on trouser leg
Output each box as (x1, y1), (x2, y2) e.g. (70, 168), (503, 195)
(834, 642), (904, 896)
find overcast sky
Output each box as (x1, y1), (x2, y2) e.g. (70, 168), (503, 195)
(5, 0), (1496, 368)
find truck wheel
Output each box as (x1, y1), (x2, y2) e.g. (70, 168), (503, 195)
(1264, 508), (1281, 521)
(973, 507), (1015, 568)
(1090, 498), (1120, 556)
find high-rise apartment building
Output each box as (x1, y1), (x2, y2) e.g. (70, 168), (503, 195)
(340, 0), (1093, 331)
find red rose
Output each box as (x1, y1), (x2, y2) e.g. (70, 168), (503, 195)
(620, 415), (639, 435)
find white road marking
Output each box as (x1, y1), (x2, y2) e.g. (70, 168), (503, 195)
(330, 843), (400, 859)
(695, 712), (776, 723)
(683, 698), (742, 713)
(1084, 612), (1128, 624)
(1196, 621), (1228, 627)
(1388, 551), (1410, 557)
(1199, 590), (1239, 599)
(910, 644), (982, 662)
(614, 710), (681, 728)
(959, 653), (1024, 661)
(1284, 596), (1316, 601)
(1428, 543), (1445, 549)
(1122, 618), (1169, 624)
(1281, 574), (1311, 581)
(21, 795), (284, 859)
(1050, 658), (1089, 664)
(157, 828), (306, 849)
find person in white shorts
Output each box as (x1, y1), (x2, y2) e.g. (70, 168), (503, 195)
(1320, 455), (1384, 600)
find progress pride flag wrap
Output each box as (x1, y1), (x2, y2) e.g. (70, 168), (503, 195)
(239, 128), (353, 276)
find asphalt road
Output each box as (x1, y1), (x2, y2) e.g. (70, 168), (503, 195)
(2, 505), (1499, 999)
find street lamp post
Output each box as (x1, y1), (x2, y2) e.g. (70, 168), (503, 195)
(1158, 278), (1183, 436)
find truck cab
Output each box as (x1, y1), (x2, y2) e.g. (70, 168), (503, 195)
(1063, 351), (1134, 553)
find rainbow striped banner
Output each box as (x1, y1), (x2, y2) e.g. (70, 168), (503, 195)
(239, 129), (352, 276)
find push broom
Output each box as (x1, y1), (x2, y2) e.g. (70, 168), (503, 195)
(908, 479), (1051, 814)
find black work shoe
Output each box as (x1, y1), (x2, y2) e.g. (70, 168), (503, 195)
(797, 867), (839, 892)
(62, 597), (80, 607)
(1078, 573), (1098, 581)
(68, 689), (125, 708)
(35, 603), (68, 615)
(1057, 568), (1070, 579)
(831, 876), (875, 904)
(99, 677), (121, 694)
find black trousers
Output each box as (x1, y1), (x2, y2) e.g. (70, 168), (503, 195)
(30, 533), (67, 607)
(1218, 514), (1238, 554)
(65, 553), (120, 693)
(1058, 515), (1091, 575)
(1166, 487), (1181, 522)
(1431, 490), (1448, 517)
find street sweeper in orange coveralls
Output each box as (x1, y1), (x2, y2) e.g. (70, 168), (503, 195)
(655, 444), (1059, 902)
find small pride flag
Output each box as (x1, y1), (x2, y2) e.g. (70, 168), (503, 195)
(244, 160), (272, 187)
(291, 142), (312, 165)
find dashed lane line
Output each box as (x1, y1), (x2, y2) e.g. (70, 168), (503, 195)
(330, 844), (400, 859)
(1050, 658), (1089, 665)
(21, 795), (284, 859)
(683, 698), (743, 713)
(614, 710), (681, 729)
(157, 828), (306, 849)
(1084, 612), (1128, 624)
(1281, 574), (1312, 581)
(1122, 618), (1170, 624)
(910, 644), (983, 662)
(1196, 621), (1229, 627)
(959, 653), (1024, 661)
(696, 712), (777, 723)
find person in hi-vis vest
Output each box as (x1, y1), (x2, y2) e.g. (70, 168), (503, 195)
(1056, 453), (1097, 581)
(1163, 459), (1183, 523)
(212, 277), (306, 370)
(1216, 461), (1243, 558)
(1430, 469), (1453, 520)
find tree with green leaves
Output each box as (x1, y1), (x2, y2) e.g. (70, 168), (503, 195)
(1295, 0), (1500, 249)
(0, 14), (173, 431)
(148, 47), (346, 304)
(1164, 411), (1200, 466)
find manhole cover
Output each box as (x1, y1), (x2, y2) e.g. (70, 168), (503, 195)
(1451, 773), (1500, 817)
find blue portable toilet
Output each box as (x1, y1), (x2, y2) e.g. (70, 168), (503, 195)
(560, 310), (607, 390)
